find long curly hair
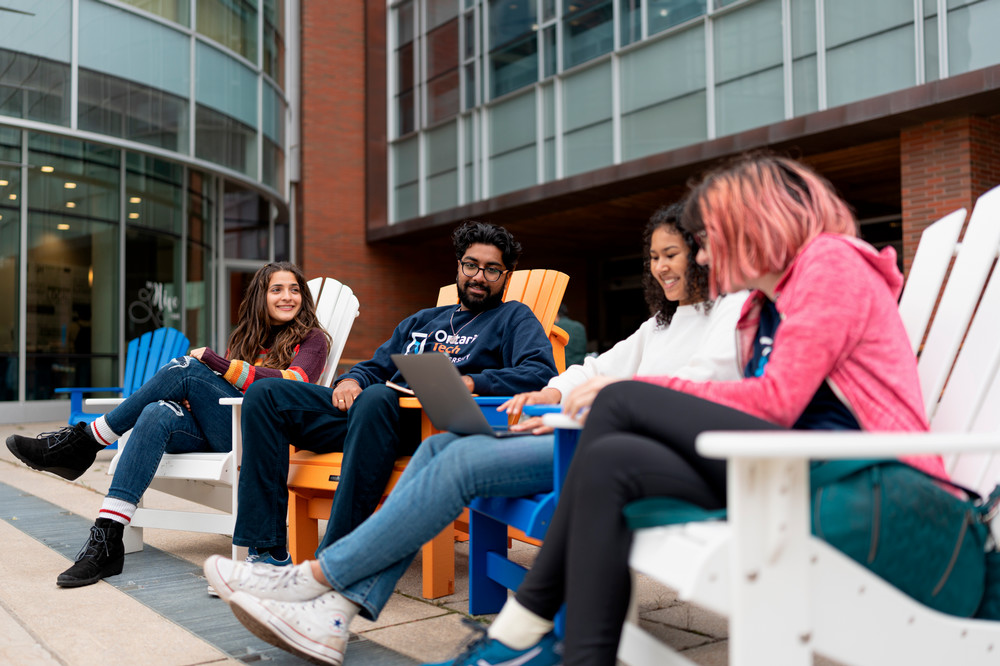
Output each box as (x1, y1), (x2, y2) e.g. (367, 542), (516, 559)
(642, 203), (712, 328)
(226, 262), (330, 369)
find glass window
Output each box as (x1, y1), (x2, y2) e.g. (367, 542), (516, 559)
(125, 226), (182, 339)
(79, 0), (191, 98)
(543, 25), (557, 78)
(563, 62), (613, 175)
(947, 0), (1000, 76)
(621, 0), (642, 47)
(0, 129), (20, 401)
(396, 2), (417, 135)
(197, 0), (258, 62)
(825, 0), (912, 49)
(262, 83), (287, 192)
(0, 48), (71, 126)
(186, 170), (215, 347)
(26, 134), (120, 400)
(78, 69), (189, 153)
(489, 0), (539, 98)
(428, 0), (460, 28)
(648, 0), (705, 36)
(264, 0), (286, 86)
(195, 104), (257, 177)
(196, 42), (258, 128)
(490, 91), (537, 195)
(392, 135), (419, 221)
(427, 121), (459, 212)
(563, 0), (614, 69)
(0, 0), (71, 62)
(273, 201), (290, 261)
(427, 18), (461, 123)
(621, 26), (707, 159)
(125, 153), (183, 237)
(224, 183), (269, 259)
(714, 0), (784, 136)
(118, 0), (191, 25)
(826, 25), (915, 107)
(791, 0), (818, 115)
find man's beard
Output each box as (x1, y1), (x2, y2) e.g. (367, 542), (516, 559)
(457, 280), (504, 312)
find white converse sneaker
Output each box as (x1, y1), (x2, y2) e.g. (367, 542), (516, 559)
(203, 555), (329, 603)
(229, 590), (351, 666)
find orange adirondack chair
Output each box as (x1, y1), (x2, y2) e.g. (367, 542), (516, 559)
(285, 269), (569, 599)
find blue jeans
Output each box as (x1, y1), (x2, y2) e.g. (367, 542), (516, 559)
(316, 431), (554, 620)
(107, 356), (241, 504)
(233, 380), (420, 550)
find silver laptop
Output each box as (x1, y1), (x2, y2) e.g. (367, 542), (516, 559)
(391, 352), (522, 438)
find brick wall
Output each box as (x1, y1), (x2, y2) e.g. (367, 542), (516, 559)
(299, 1), (434, 360)
(900, 115), (1000, 273)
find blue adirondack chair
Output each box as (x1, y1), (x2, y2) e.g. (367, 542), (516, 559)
(54, 327), (191, 448)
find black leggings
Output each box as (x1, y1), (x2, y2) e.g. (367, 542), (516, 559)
(514, 381), (781, 666)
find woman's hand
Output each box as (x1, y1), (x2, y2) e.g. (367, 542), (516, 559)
(499, 387), (562, 424)
(508, 415), (554, 435)
(189, 347), (206, 361)
(332, 379), (362, 412)
(562, 376), (626, 425)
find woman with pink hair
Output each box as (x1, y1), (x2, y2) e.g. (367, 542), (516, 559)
(431, 153), (952, 666)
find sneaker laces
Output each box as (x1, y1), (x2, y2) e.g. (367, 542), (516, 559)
(447, 618), (491, 665)
(231, 560), (305, 593)
(74, 525), (111, 562)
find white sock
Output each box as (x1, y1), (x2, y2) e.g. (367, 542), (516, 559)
(90, 417), (119, 447)
(99, 497), (136, 525)
(322, 589), (361, 625)
(487, 598), (554, 650)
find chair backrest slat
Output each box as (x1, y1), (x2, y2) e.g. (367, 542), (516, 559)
(897, 208), (965, 355)
(916, 185), (1000, 420)
(307, 277), (360, 388)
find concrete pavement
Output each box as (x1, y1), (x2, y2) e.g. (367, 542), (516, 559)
(1, 419), (750, 665)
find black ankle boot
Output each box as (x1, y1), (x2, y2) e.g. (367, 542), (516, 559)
(57, 518), (126, 588)
(5, 422), (103, 481)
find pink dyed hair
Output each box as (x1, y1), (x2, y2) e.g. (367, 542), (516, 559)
(684, 154), (857, 295)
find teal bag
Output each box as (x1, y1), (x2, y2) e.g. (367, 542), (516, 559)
(624, 459), (998, 618)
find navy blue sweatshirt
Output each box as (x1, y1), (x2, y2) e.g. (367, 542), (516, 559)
(336, 300), (557, 395)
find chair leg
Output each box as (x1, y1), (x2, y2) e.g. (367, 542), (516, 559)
(288, 492), (319, 563)
(421, 524), (456, 599)
(468, 509), (511, 615)
(122, 524), (144, 554)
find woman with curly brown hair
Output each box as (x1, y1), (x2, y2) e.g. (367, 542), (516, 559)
(6, 262), (330, 587)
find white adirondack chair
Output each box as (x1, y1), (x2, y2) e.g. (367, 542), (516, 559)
(101, 277), (360, 558)
(614, 185), (1000, 665)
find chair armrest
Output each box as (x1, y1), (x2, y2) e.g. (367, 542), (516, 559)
(696, 430), (1000, 460)
(549, 324), (569, 346)
(54, 386), (123, 394)
(87, 398), (126, 407)
(219, 397), (244, 406)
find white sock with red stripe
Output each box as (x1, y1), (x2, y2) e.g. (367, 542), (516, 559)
(99, 497), (136, 525)
(90, 417), (119, 447)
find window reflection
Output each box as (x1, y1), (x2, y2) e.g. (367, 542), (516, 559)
(563, 0), (614, 69)
(263, 0), (285, 85)
(197, 0), (258, 61)
(117, 0), (190, 25)
(224, 183), (269, 259)
(78, 69), (188, 153)
(26, 135), (120, 400)
(647, 0), (705, 35)
(396, 2), (417, 135)
(0, 129), (20, 401)
(195, 104), (257, 177)
(186, 171), (214, 348)
(489, 0), (539, 99)
(0, 48), (71, 126)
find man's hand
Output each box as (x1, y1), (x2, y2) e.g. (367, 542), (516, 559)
(562, 376), (625, 426)
(461, 375), (475, 393)
(332, 379), (362, 412)
(500, 387), (562, 424)
(189, 347), (206, 361)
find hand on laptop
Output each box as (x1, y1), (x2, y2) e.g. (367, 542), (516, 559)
(501, 387), (563, 434)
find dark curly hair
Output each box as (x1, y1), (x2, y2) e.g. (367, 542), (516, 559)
(642, 203), (713, 328)
(453, 221), (523, 270)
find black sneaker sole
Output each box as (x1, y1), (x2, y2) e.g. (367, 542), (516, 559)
(56, 555), (125, 588)
(5, 436), (86, 481)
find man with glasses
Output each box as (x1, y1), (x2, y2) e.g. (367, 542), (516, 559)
(229, 221), (558, 569)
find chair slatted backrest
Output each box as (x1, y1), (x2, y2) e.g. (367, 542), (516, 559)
(897, 208), (965, 355)
(306, 276), (361, 388)
(902, 186), (1000, 495)
(915, 186), (1000, 421)
(122, 326), (190, 397)
(437, 268), (569, 337)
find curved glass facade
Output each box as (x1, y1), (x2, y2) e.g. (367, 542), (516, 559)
(0, 0), (295, 417)
(388, 0), (1000, 222)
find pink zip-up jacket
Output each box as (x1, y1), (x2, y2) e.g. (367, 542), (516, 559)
(635, 233), (947, 480)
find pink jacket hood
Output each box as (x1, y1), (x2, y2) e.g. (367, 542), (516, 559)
(637, 233), (946, 480)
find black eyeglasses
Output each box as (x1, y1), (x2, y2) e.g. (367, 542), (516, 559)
(460, 261), (506, 282)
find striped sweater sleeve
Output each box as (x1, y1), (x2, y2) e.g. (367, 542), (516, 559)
(199, 328), (329, 392)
